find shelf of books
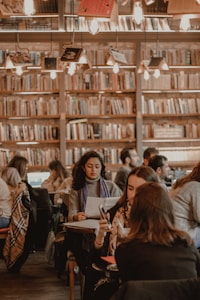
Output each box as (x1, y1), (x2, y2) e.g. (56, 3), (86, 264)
(62, 42), (137, 169)
(0, 41), (61, 168)
(140, 41), (200, 169)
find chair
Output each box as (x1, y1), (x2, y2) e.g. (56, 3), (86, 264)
(110, 278), (200, 300)
(68, 252), (79, 300)
(0, 227), (9, 258)
(32, 187), (52, 249)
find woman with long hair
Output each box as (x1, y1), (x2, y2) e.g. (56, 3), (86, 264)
(41, 159), (71, 193)
(115, 182), (200, 283)
(68, 150), (122, 222)
(67, 150), (122, 275)
(169, 162), (200, 248)
(83, 166), (159, 300)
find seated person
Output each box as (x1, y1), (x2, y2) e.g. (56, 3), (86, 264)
(148, 154), (169, 192)
(83, 166), (159, 300)
(115, 182), (200, 283)
(41, 159), (71, 192)
(0, 177), (12, 229)
(2, 167), (31, 272)
(114, 147), (140, 192)
(0, 167), (26, 228)
(66, 150), (122, 275)
(142, 147), (159, 166)
(41, 159), (72, 204)
(169, 162), (200, 249)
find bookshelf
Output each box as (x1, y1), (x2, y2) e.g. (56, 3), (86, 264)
(140, 41), (200, 169)
(0, 1), (199, 172)
(0, 42), (61, 168)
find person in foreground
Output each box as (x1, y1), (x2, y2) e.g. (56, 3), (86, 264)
(83, 166), (159, 300)
(115, 182), (200, 283)
(169, 162), (200, 248)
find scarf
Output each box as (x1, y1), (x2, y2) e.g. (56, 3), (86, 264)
(79, 176), (110, 212)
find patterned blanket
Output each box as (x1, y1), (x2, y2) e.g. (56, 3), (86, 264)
(3, 186), (31, 270)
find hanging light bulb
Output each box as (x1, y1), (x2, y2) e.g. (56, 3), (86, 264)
(113, 63), (120, 74)
(153, 69), (160, 79)
(132, 1), (144, 25)
(180, 15), (191, 31)
(5, 55), (14, 69)
(68, 62), (76, 76)
(24, 0), (35, 16)
(144, 69), (150, 80)
(50, 70), (57, 80)
(78, 49), (88, 64)
(15, 66), (23, 76)
(88, 19), (99, 35)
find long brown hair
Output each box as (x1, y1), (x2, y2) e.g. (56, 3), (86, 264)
(116, 165), (159, 208)
(172, 161), (200, 189)
(126, 182), (192, 247)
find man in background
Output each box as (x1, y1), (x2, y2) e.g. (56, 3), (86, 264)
(114, 147), (140, 191)
(143, 147), (159, 166)
(148, 154), (170, 191)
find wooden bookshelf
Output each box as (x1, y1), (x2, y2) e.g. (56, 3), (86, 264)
(139, 41), (200, 169)
(0, 1), (199, 171)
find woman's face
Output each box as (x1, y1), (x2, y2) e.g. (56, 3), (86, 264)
(84, 157), (102, 180)
(127, 174), (146, 204)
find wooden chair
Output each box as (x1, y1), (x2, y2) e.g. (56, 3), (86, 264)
(0, 227), (9, 258)
(68, 252), (78, 300)
(68, 251), (84, 300)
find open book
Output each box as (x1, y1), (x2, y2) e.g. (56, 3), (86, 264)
(64, 219), (99, 231)
(64, 196), (119, 231)
(85, 196), (119, 219)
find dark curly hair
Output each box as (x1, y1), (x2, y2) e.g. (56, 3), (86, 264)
(72, 150), (106, 190)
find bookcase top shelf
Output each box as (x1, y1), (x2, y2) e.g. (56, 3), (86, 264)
(65, 139), (136, 144)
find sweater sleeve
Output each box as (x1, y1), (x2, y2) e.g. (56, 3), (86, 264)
(67, 189), (80, 221)
(190, 182), (200, 223)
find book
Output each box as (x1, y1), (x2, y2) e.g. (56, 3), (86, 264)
(101, 256), (116, 264)
(64, 219), (99, 231)
(77, 0), (115, 18)
(85, 196), (119, 219)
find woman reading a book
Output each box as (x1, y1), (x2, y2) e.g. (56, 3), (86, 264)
(66, 150), (122, 274)
(68, 150), (122, 222)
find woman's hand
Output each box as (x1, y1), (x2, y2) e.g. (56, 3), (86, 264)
(73, 212), (87, 221)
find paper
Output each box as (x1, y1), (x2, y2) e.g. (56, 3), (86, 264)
(85, 196), (119, 219)
(64, 219), (99, 230)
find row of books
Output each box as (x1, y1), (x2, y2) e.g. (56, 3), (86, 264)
(65, 119), (135, 141)
(65, 147), (125, 165)
(85, 48), (135, 66)
(0, 96), (59, 116)
(65, 94), (135, 116)
(0, 49), (59, 67)
(143, 123), (200, 139)
(141, 72), (200, 90)
(0, 73), (59, 92)
(0, 147), (60, 167)
(142, 97), (200, 115)
(142, 48), (200, 66)
(157, 147), (200, 164)
(64, 71), (136, 91)
(65, 16), (172, 33)
(0, 123), (59, 141)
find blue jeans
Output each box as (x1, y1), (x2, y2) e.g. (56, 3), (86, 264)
(0, 217), (10, 228)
